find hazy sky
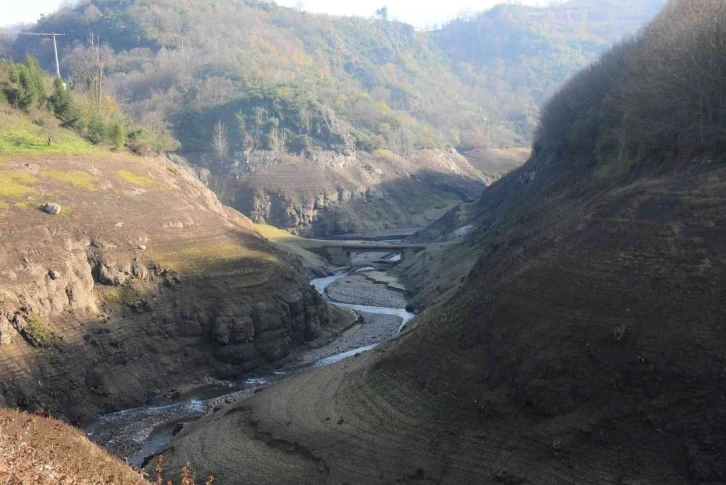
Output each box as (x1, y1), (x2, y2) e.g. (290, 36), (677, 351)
(4, 0), (552, 29)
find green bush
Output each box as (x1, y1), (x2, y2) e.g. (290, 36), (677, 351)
(47, 78), (73, 119)
(127, 128), (155, 156)
(88, 114), (108, 144)
(287, 134), (311, 153)
(3, 56), (47, 111)
(23, 315), (53, 347)
(109, 122), (126, 149)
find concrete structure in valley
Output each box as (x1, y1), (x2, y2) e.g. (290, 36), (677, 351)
(307, 241), (430, 266)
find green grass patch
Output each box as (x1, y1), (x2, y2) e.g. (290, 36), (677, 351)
(23, 314), (53, 347)
(13, 200), (33, 209)
(0, 172), (37, 197)
(159, 240), (277, 277)
(58, 204), (72, 218)
(41, 170), (97, 191)
(115, 170), (166, 188)
(0, 111), (95, 156)
(254, 223), (302, 242)
(98, 285), (142, 310)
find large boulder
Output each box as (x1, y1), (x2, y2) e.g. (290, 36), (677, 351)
(40, 203), (62, 215)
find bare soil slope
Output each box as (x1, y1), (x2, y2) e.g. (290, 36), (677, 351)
(151, 4), (726, 482)
(0, 151), (331, 423)
(162, 148), (726, 485)
(193, 148), (527, 236)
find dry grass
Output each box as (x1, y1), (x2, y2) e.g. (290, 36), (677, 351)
(254, 223), (302, 242)
(22, 315), (53, 347)
(253, 223), (331, 271)
(0, 172), (37, 197)
(0, 409), (149, 485)
(13, 201), (33, 209)
(0, 410), (215, 485)
(158, 239), (277, 277)
(152, 456), (214, 485)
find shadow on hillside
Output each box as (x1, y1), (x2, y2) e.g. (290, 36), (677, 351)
(220, 168), (496, 237)
(0, 238), (327, 427)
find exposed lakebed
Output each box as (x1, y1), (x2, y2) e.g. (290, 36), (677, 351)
(86, 265), (414, 468)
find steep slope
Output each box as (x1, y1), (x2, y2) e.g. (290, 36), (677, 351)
(436, 0), (666, 135)
(0, 409), (150, 484)
(0, 111), (332, 424)
(8, 0), (659, 235)
(193, 147), (494, 235)
(158, 1), (726, 483)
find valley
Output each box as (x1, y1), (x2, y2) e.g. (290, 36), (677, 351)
(2, 0), (725, 484)
(85, 254), (416, 469)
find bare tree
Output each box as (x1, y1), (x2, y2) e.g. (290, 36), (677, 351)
(212, 120), (229, 161)
(89, 33), (108, 104)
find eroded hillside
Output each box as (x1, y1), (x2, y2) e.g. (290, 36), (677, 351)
(6, 0), (659, 235)
(192, 147), (516, 236)
(0, 128), (332, 424)
(156, 1), (726, 483)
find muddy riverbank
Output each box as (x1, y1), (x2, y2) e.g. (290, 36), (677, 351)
(324, 273), (408, 308)
(85, 267), (414, 468)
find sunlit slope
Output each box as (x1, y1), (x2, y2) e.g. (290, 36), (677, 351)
(159, 2), (726, 483)
(0, 109), (330, 424)
(0, 409), (149, 484)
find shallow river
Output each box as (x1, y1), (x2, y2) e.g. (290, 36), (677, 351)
(85, 269), (414, 468)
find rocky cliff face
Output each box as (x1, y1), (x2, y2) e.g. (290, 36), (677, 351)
(180, 147), (525, 236)
(0, 154), (329, 424)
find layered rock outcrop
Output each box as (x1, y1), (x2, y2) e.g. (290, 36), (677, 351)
(181, 147), (525, 236)
(0, 154), (329, 423)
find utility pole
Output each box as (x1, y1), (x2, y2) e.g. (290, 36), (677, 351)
(18, 32), (65, 80)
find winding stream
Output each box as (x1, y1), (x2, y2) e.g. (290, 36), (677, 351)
(85, 267), (414, 468)
(311, 272), (414, 333)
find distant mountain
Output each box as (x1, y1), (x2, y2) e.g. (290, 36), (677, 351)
(11, 0), (664, 150)
(7, 0), (665, 235)
(435, 0), (666, 136)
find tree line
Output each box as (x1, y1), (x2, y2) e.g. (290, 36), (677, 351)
(0, 55), (178, 154)
(535, 0), (726, 167)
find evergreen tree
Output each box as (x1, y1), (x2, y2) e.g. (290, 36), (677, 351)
(109, 122), (126, 150)
(8, 56), (47, 111)
(48, 78), (73, 119)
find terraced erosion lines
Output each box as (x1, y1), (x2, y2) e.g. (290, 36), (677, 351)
(193, 148), (526, 237)
(0, 152), (337, 424)
(158, 64), (726, 485)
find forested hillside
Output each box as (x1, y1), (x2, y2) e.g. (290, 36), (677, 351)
(536, 0), (726, 165)
(13, 0), (517, 154)
(436, 0), (666, 137)
(4, 0), (664, 235)
(10, 0), (662, 153)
